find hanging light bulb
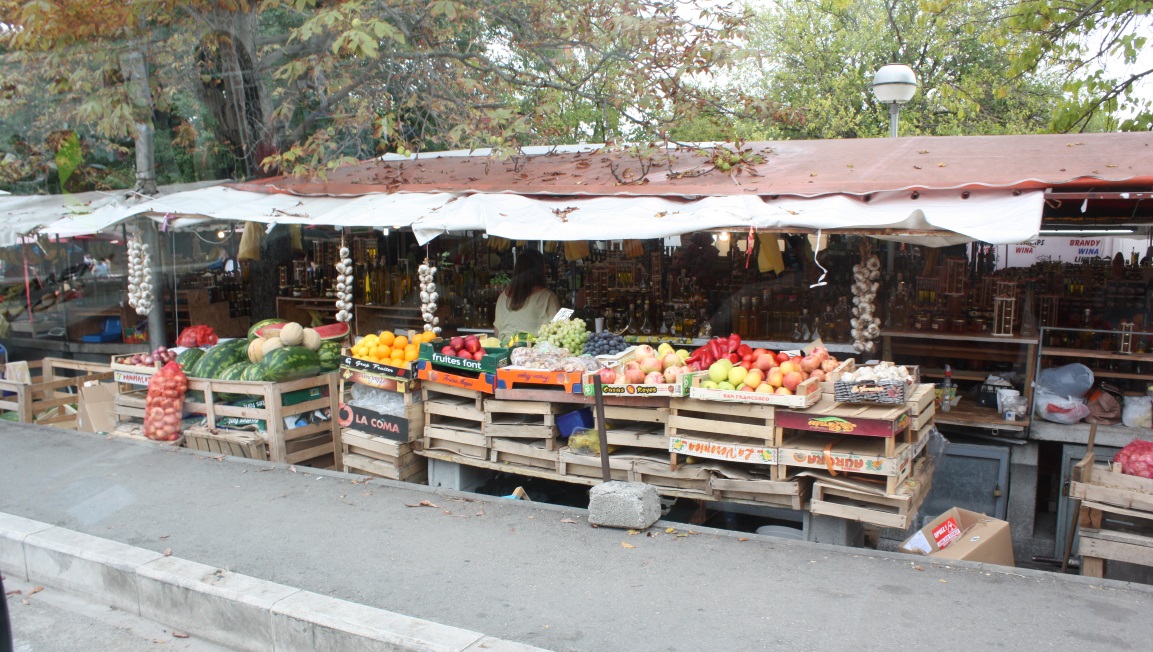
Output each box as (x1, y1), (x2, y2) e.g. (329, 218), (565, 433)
(216, 230), (226, 239)
(719, 231), (730, 242)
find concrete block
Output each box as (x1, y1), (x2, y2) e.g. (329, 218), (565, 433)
(463, 636), (552, 651)
(24, 527), (162, 613)
(588, 481), (660, 529)
(427, 458), (490, 493)
(0, 512), (54, 580)
(804, 512), (864, 547)
(137, 555), (298, 652)
(271, 590), (484, 652)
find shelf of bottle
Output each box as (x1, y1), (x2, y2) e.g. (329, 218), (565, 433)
(883, 329), (1039, 345)
(919, 368), (988, 382)
(1039, 347), (1153, 363)
(889, 342), (1029, 364)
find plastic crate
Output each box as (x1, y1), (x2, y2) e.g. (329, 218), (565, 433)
(556, 407), (594, 438)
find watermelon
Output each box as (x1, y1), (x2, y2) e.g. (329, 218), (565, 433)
(176, 348), (206, 370)
(248, 318), (283, 341)
(318, 340), (341, 371)
(255, 321), (349, 342)
(188, 339), (250, 379)
(215, 361), (252, 401)
(260, 346), (322, 383)
(240, 364), (269, 383)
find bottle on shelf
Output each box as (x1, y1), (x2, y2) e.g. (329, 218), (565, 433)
(641, 300), (653, 335)
(941, 365), (953, 412)
(800, 308), (811, 341)
(790, 320), (803, 342)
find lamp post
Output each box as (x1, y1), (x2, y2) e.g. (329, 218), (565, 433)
(872, 63), (918, 138)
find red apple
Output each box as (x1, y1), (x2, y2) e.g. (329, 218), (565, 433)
(740, 361), (752, 370)
(754, 354), (778, 372)
(661, 352), (683, 371)
(742, 353), (756, 364)
(776, 351), (791, 363)
(809, 369), (827, 382)
(752, 348), (769, 359)
(463, 335), (481, 353)
(441, 345), (457, 356)
(473, 350), (485, 361)
(449, 336), (464, 350)
(783, 371), (805, 392)
(598, 367), (617, 384)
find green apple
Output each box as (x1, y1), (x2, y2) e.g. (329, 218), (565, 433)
(676, 349), (690, 360)
(728, 366), (748, 387)
(708, 361), (729, 384)
(702, 380), (719, 389)
(657, 343), (675, 357)
(718, 381), (735, 391)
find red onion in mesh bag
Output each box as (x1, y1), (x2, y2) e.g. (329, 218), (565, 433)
(1113, 440), (1153, 479)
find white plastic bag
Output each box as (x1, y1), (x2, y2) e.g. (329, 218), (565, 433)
(1037, 364), (1095, 398)
(1034, 388), (1090, 424)
(1122, 395), (1153, 428)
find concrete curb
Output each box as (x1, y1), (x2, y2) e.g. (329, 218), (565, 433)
(0, 512), (551, 652)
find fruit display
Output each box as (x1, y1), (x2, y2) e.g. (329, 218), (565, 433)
(440, 334), (502, 361)
(508, 342), (599, 372)
(176, 325), (218, 348)
(115, 346), (177, 368)
(126, 238), (153, 316)
(350, 329), (437, 366)
(536, 317), (589, 352)
(597, 342), (692, 386)
(261, 346), (322, 383)
(699, 343), (839, 395)
(142, 361), (187, 441)
(418, 258), (442, 335)
(175, 348), (206, 370)
(851, 253), (882, 354)
(187, 338), (250, 379)
(582, 331), (628, 356)
(252, 321), (350, 344)
(334, 243), (354, 324)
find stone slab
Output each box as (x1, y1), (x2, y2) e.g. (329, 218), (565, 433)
(271, 589), (485, 652)
(0, 512), (54, 580)
(463, 636), (552, 651)
(588, 481), (660, 529)
(24, 526), (162, 613)
(137, 555), (298, 652)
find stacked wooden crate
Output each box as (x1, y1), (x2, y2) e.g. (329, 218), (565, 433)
(1070, 451), (1153, 578)
(336, 354), (426, 483)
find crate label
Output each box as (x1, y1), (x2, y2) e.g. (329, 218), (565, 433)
(789, 451), (885, 473)
(430, 351), (484, 372)
(115, 371), (151, 386)
(669, 436), (774, 464)
(337, 403), (409, 441)
(340, 356), (412, 380)
(803, 416), (860, 434)
(341, 368), (412, 393)
(584, 383), (680, 397)
(932, 516), (962, 549)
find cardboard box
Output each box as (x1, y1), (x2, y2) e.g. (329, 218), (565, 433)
(899, 507), (1015, 566)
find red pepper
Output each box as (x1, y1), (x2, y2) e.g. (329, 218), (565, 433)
(727, 351), (742, 364)
(728, 333), (742, 352)
(737, 343), (752, 358)
(708, 338), (724, 361)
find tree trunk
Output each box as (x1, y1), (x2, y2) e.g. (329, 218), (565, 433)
(119, 47), (157, 196)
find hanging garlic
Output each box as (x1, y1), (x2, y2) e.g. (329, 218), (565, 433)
(334, 239), (354, 323)
(419, 257), (439, 333)
(126, 238), (154, 316)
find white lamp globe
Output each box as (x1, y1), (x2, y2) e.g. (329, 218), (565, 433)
(872, 64), (918, 104)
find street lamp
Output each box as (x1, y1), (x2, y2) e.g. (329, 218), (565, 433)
(872, 63), (918, 138)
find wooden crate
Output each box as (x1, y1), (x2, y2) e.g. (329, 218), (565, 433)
(342, 428), (427, 483)
(685, 371), (821, 409)
(1070, 457), (1153, 578)
(778, 432), (914, 495)
(810, 456), (935, 529)
(184, 426), (265, 459)
(557, 448), (631, 481)
(629, 458), (710, 494)
(604, 422), (667, 451)
(182, 372), (339, 469)
(489, 438), (559, 471)
(0, 358), (114, 428)
(113, 387), (148, 422)
(107, 418), (185, 447)
(483, 399), (564, 446)
(423, 383), (486, 459)
(667, 397), (780, 469)
(708, 474), (810, 510)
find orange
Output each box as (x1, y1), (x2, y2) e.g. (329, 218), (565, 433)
(393, 335), (408, 349)
(390, 349), (405, 362)
(351, 344), (366, 357)
(378, 331), (395, 347)
(423, 331), (437, 343)
(372, 344), (388, 360)
(404, 344), (418, 361)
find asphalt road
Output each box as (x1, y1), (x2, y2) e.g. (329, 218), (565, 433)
(1, 423), (1150, 651)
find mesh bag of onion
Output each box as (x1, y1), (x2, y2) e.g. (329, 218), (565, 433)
(1114, 439), (1153, 480)
(143, 361), (188, 441)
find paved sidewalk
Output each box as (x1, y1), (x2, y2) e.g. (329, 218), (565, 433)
(1, 423), (1151, 651)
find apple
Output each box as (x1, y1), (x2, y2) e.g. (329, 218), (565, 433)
(644, 371), (664, 385)
(775, 386), (793, 396)
(441, 346), (457, 356)
(702, 380), (720, 389)
(821, 358), (839, 373)
(718, 381), (735, 391)
(625, 368), (646, 384)
(752, 347), (768, 359)
(463, 335), (481, 353)
(809, 369), (827, 382)
(742, 353), (756, 365)
(755, 383), (774, 393)
(473, 350), (486, 361)
(663, 367), (680, 384)
(800, 354), (820, 374)
(597, 367), (617, 384)
(783, 371), (805, 392)
(657, 343), (675, 358)
(754, 354), (778, 372)
(728, 366), (748, 387)
(717, 358), (734, 371)
(779, 360), (799, 375)
(744, 369), (763, 390)
(676, 349), (690, 361)
(661, 352), (683, 371)
(791, 355), (802, 366)
(634, 344), (657, 361)
(767, 368), (784, 388)
(708, 362), (730, 384)
(776, 351), (791, 363)
(739, 384), (754, 392)
(640, 357), (663, 375)
(450, 336), (464, 350)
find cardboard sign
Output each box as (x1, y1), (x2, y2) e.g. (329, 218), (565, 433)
(669, 436), (774, 464)
(337, 403), (410, 441)
(551, 308), (574, 322)
(933, 516), (963, 549)
(339, 355), (413, 380)
(114, 371), (152, 386)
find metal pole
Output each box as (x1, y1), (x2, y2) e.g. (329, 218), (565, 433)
(593, 375), (611, 483)
(888, 103), (900, 139)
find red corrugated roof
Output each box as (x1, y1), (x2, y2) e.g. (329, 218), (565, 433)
(234, 132), (1153, 200)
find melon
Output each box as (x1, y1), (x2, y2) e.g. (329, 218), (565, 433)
(302, 328), (322, 351)
(262, 336), (286, 357)
(279, 322), (305, 346)
(255, 321), (349, 341)
(248, 337), (266, 363)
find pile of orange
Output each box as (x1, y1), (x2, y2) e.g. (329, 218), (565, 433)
(350, 330), (437, 365)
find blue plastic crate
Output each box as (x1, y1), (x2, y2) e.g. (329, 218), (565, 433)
(555, 407), (594, 439)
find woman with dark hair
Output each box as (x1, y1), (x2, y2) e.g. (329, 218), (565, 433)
(493, 249), (560, 339)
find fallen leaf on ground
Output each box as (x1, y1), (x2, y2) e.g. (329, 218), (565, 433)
(21, 599), (29, 605)
(173, 632), (190, 639)
(590, 524), (599, 528)
(5, 590), (20, 596)
(627, 529), (640, 535)
(621, 542), (635, 549)
(915, 566), (924, 571)
(475, 510), (485, 516)
(159, 535), (169, 540)
(163, 548), (172, 557)
(938, 579), (947, 583)
(666, 527), (676, 534)
(560, 518), (577, 524)
(738, 537), (749, 542)
(289, 466), (297, 473)
(28, 586), (43, 596)
(405, 500), (439, 508)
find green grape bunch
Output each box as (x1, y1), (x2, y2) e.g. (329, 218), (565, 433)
(537, 317), (589, 353)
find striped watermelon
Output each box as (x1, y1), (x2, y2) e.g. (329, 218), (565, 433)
(318, 341), (341, 371)
(176, 348), (206, 370)
(188, 339), (249, 379)
(248, 318), (283, 341)
(240, 363), (268, 383)
(261, 346), (322, 383)
(215, 361), (252, 401)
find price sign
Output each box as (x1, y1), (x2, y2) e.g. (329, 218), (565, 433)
(551, 308), (574, 322)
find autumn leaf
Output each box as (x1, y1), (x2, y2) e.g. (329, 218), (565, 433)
(405, 500), (439, 508)
(621, 542), (635, 549)
(560, 518), (578, 524)
(665, 527), (676, 534)
(173, 632), (190, 639)
(626, 529), (640, 535)
(738, 537), (749, 542)
(163, 548), (172, 557)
